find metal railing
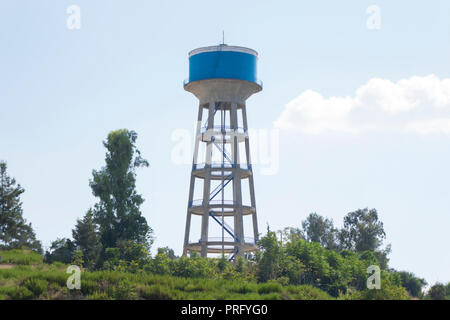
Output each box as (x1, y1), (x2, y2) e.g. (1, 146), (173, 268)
(200, 126), (247, 134)
(193, 162), (251, 170)
(197, 237), (256, 244)
(190, 199), (235, 207)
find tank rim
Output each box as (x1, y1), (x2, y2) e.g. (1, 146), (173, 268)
(188, 45), (258, 58)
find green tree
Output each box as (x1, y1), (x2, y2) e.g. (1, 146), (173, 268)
(72, 210), (102, 268)
(256, 231), (282, 282)
(391, 271), (427, 298)
(428, 283), (446, 300)
(89, 129), (153, 257)
(44, 238), (75, 264)
(339, 208), (386, 252)
(0, 161), (42, 253)
(157, 246), (177, 259)
(302, 213), (338, 250)
(72, 249), (84, 267)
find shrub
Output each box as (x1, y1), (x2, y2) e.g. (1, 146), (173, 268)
(287, 285), (332, 300)
(138, 284), (173, 300)
(229, 282), (258, 294)
(24, 278), (48, 297)
(260, 292), (282, 300)
(0, 249), (43, 265)
(257, 281), (282, 294)
(80, 279), (97, 295)
(109, 279), (138, 300)
(86, 291), (111, 300)
(6, 287), (34, 300)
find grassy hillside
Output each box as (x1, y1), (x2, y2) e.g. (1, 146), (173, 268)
(0, 249), (336, 300)
(0, 249), (414, 300)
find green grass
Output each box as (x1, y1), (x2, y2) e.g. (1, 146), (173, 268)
(0, 264), (333, 300)
(0, 249), (337, 300)
(0, 249), (43, 265)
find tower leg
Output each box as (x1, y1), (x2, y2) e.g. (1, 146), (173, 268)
(183, 103), (203, 256)
(242, 105), (259, 243)
(200, 101), (215, 257)
(230, 102), (245, 257)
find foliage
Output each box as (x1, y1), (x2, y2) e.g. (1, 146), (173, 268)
(0, 252), (333, 300)
(0, 161), (42, 253)
(340, 280), (410, 300)
(256, 231), (282, 282)
(427, 282), (447, 300)
(72, 210), (102, 269)
(0, 248), (43, 265)
(89, 129), (153, 257)
(389, 271), (427, 298)
(72, 249), (84, 267)
(24, 278), (48, 296)
(0, 247), (422, 300)
(339, 208), (387, 251)
(44, 238), (75, 264)
(302, 213), (338, 250)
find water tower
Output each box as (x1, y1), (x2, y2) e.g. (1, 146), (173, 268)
(182, 44), (262, 259)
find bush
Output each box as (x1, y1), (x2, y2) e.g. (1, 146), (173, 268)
(5, 287), (34, 300)
(229, 282), (258, 294)
(0, 249), (43, 265)
(109, 279), (138, 300)
(287, 285), (332, 300)
(342, 282), (410, 300)
(428, 283), (446, 300)
(80, 279), (97, 295)
(258, 281), (282, 294)
(24, 278), (48, 297)
(138, 284), (173, 300)
(86, 291), (111, 300)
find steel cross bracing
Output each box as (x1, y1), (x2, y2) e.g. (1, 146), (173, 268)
(183, 99), (258, 259)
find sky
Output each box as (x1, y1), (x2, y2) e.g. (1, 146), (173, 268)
(1, 1), (450, 286)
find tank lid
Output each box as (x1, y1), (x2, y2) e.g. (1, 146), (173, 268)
(188, 44), (258, 58)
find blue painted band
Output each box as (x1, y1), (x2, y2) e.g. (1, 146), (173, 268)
(188, 50), (258, 84)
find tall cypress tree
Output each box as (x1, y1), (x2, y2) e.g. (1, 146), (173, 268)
(0, 161), (42, 253)
(89, 129), (153, 254)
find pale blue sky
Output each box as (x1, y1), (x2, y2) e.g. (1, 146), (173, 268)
(1, 1), (450, 285)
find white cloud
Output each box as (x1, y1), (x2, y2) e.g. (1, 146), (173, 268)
(405, 119), (450, 135)
(275, 75), (450, 135)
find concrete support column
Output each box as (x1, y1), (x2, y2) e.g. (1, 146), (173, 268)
(183, 104), (204, 256)
(242, 105), (259, 243)
(230, 102), (245, 257)
(200, 101), (215, 257)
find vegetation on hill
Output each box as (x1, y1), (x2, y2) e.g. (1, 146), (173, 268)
(0, 129), (448, 300)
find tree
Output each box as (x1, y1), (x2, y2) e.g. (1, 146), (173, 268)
(339, 208), (390, 269)
(428, 283), (446, 300)
(44, 238), (75, 264)
(256, 231), (282, 282)
(393, 271), (427, 298)
(0, 161), (42, 253)
(301, 213), (338, 250)
(339, 208), (387, 252)
(89, 129), (153, 257)
(157, 246), (177, 259)
(72, 209), (102, 268)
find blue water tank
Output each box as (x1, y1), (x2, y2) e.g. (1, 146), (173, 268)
(186, 45), (261, 86)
